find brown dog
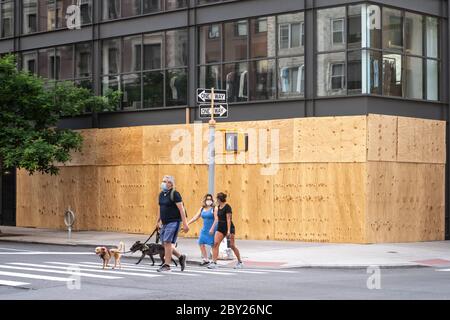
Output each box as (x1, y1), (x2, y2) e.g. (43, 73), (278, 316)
(95, 242), (125, 269)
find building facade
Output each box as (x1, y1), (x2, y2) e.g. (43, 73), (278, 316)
(0, 0), (448, 240)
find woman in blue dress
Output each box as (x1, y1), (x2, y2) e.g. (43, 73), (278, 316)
(187, 194), (217, 266)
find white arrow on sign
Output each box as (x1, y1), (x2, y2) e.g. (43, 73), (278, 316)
(197, 90), (226, 102)
(200, 104), (228, 117)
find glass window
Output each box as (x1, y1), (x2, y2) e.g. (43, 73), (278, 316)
(224, 62), (248, 102)
(224, 20), (247, 61)
(143, 71), (164, 108)
(165, 0), (187, 10)
(347, 50), (362, 95)
(366, 5), (381, 48)
(199, 24), (221, 64)
(166, 68), (187, 106)
(367, 50), (382, 95)
(121, 0), (141, 17)
(250, 17), (276, 59)
(22, 0), (38, 34)
(46, 0), (57, 31)
(56, 45), (73, 80)
(103, 0), (120, 20)
(348, 5), (362, 49)
(404, 56), (423, 99)
(123, 35), (142, 73)
(316, 52), (346, 96)
(80, 0), (93, 24)
(199, 65), (222, 90)
(75, 42), (92, 78)
(278, 56), (304, 99)
(75, 79), (93, 91)
(383, 8), (403, 51)
(278, 12), (304, 56)
(382, 53), (402, 97)
(56, 0), (71, 29)
(142, 0), (162, 14)
(405, 12), (423, 56)
(143, 32), (163, 70)
(102, 38), (121, 75)
(22, 51), (38, 74)
(427, 59), (439, 101)
(38, 48), (54, 79)
(102, 75), (120, 96)
(317, 7), (346, 52)
(1, 1), (13, 38)
(426, 17), (438, 58)
(166, 29), (188, 68)
(121, 73), (141, 109)
(249, 59), (276, 101)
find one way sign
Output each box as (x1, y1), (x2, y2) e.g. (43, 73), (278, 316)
(197, 89), (227, 103)
(199, 104), (229, 119)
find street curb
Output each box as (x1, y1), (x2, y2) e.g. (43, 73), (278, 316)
(0, 238), (430, 270)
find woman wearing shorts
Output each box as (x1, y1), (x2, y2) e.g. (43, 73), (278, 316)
(208, 192), (243, 269)
(187, 194), (217, 266)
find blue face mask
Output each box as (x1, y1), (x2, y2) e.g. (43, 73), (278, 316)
(161, 182), (169, 192)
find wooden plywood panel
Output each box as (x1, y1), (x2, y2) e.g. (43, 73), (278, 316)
(65, 129), (97, 167)
(366, 162), (445, 243)
(367, 114), (398, 162)
(294, 116), (367, 163)
(273, 163), (366, 243)
(397, 117), (446, 164)
(96, 127), (143, 166)
(16, 170), (35, 228)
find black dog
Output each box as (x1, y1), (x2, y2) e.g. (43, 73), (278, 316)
(129, 241), (178, 267)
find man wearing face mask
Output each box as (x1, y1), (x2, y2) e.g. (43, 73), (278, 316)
(155, 175), (189, 272)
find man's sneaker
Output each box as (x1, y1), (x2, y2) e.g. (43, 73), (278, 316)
(200, 260), (210, 266)
(234, 262), (244, 269)
(157, 264), (171, 272)
(207, 262), (218, 269)
(179, 254), (187, 271)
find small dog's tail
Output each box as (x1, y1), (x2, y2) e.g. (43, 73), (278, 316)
(118, 241), (125, 253)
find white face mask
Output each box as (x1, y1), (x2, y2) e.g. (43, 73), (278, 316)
(205, 200), (213, 206)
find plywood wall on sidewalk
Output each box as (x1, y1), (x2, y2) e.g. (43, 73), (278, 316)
(16, 115), (447, 243)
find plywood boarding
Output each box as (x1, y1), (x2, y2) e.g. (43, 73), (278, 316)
(367, 114), (398, 162)
(397, 117), (446, 164)
(65, 129), (97, 166)
(293, 116), (367, 163)
(273, 163), (366, 243)
(96, 127), (143, 166)
(366, 162), (445, 243)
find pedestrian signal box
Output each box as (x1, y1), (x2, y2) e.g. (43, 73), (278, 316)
(224, 131), (248, 153)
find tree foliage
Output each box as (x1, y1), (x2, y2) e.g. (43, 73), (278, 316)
(0, 54), (121, 175)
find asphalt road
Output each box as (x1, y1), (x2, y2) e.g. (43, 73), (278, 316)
(0, 242), (449, 300)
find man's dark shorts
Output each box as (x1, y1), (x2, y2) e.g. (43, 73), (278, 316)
(160, 221), (181, 244)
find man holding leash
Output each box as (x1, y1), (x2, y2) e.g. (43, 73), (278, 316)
(155, 175), (189, 272)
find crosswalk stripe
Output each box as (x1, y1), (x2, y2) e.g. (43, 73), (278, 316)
(83, 261), (266, 275)
(0, 270), (70, 282)
(84, 262), (235, 276)
(45, 262), (196, 277)
(0, 252), (94, 255)
(1, 264), (121, 279)
(0, 280), (30, 287)
(436, 269), (450, 272)
(11, 262), (162, 278)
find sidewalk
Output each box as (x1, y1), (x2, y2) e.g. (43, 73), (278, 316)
(1, 226), (450, 269)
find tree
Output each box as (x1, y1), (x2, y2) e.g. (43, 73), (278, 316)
(0, 54), (120, 230)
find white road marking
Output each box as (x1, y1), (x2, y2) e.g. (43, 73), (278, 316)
(0, 270), (71, 282)
(1, 264), (121, 279)
(47, 262), (198, 277)
(45, 262), (195, 277)
(11, 262), (162, 278)
(0, 247), (32, 252)
(0, 279), (30, 287)
(85, 262), (235, 276)
(436, 269), (450, 272)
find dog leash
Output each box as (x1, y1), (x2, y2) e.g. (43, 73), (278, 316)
(143, 227), (160, 245)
